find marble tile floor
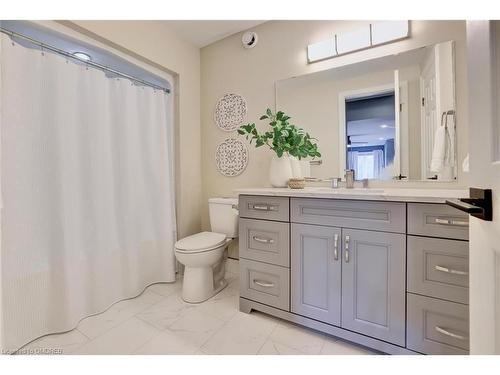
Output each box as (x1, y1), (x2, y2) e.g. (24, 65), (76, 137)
(18, 259), (378, 355)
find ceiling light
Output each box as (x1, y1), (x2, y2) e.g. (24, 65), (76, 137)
(380, 124), (388, 128)
(72, 52), (92, 61)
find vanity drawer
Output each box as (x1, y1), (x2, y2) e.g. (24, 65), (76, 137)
(290, 198), (406, 233)
(408, 236), (469, 304)
(239, 218), (290, 267)
(239, 259), (290, 311)
(407, 293), (469, 355)
(239, 195), (289, 222)
(408, 203), (469, 240)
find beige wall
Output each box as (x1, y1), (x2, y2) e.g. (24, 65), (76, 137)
(63, 21), (202, 238)
(201, 20), (468, 231)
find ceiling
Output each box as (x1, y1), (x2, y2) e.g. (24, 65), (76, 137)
(162, 20), (267, 47)
(347, 117), (396, 147)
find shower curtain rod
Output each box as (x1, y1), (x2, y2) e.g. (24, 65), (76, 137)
(0, 27), (170, 93)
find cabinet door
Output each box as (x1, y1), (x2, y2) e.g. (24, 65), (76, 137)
(291, 223), (342, 325)
(341, 228), (406, 346)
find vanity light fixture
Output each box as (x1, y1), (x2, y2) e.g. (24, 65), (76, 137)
(371, 21), (409, 46)
(307, 21), (410, 63)
(307, 38), (336, 63)
(336, 26), (371, 55)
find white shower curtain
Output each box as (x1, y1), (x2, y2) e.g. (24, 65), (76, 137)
(372, 149), (384, 179)
(0, 34), (176, 351)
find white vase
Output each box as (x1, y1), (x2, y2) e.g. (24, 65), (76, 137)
(269, 155), (293, 187)
(289, 156), (303, 178)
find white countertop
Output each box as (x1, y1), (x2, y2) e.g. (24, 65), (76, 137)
(234, 187), (469, 204)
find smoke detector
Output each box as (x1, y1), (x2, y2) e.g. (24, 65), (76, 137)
(242, 31), (258, 49)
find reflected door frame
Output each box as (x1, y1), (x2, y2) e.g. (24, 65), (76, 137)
(337, 83), (408, 179)
(420, 50), (437, 180)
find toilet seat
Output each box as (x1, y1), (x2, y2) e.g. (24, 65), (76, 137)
(175, 231), (227, 254)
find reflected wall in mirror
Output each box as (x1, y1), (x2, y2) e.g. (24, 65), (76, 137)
(276, 40), (457, 182)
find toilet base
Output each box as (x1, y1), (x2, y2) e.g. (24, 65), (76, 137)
(176, 239), (232, 304)
(181, 266), (228, 304)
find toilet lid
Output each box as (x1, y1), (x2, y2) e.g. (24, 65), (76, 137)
(175, 231), (227, 252)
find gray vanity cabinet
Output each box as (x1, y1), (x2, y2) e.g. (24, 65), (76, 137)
(290, 197), (406, 345)
(291, 223), (342, 325)
(239, 195), (469, 355)
(406, 203), (470, 354)
(290, 224), (406, 345)
(341, 229), (406, 346)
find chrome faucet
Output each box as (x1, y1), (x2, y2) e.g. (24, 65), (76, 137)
(305, 171), (367, 189)
(345, 169), (355, 188)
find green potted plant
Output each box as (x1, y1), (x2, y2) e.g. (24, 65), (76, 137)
(238, 108), (321, 187)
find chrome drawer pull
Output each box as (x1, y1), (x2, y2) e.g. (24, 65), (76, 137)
(435, 326), (468, 341)
(434, 218), (468, 227)
(252, 204), (278, 211)
(252, 204), (269, 211)
(333, 233), (339, 261)
(253, 236), (275, 244)
(434, 218), (452, 225)
(253, 279), (275, 288)
(435, 265), (469, 276)
(344, 235), (350, 263)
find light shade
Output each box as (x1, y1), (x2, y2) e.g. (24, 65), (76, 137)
(306, 21), (410, 64)
(72, 52), (92, 61)
(307, 38), (336, 63)
(336, 26), (371, 55)
(371, 21), (409, 46)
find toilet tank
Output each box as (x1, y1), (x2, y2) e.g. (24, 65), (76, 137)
(209, 197), (239, 238)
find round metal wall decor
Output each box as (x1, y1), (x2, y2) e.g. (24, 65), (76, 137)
(215, 138), (248, 177)
(214, 93), (247, 132)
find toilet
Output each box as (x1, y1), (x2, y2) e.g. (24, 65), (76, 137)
(175, 197), (238, 303)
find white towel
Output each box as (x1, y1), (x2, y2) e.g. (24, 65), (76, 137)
(430, 116), (456, 173)
(430, 125), (447, 172)
(447, 117), (456, 168)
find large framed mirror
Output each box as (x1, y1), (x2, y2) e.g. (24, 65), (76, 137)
(276, 40), (457, 182)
